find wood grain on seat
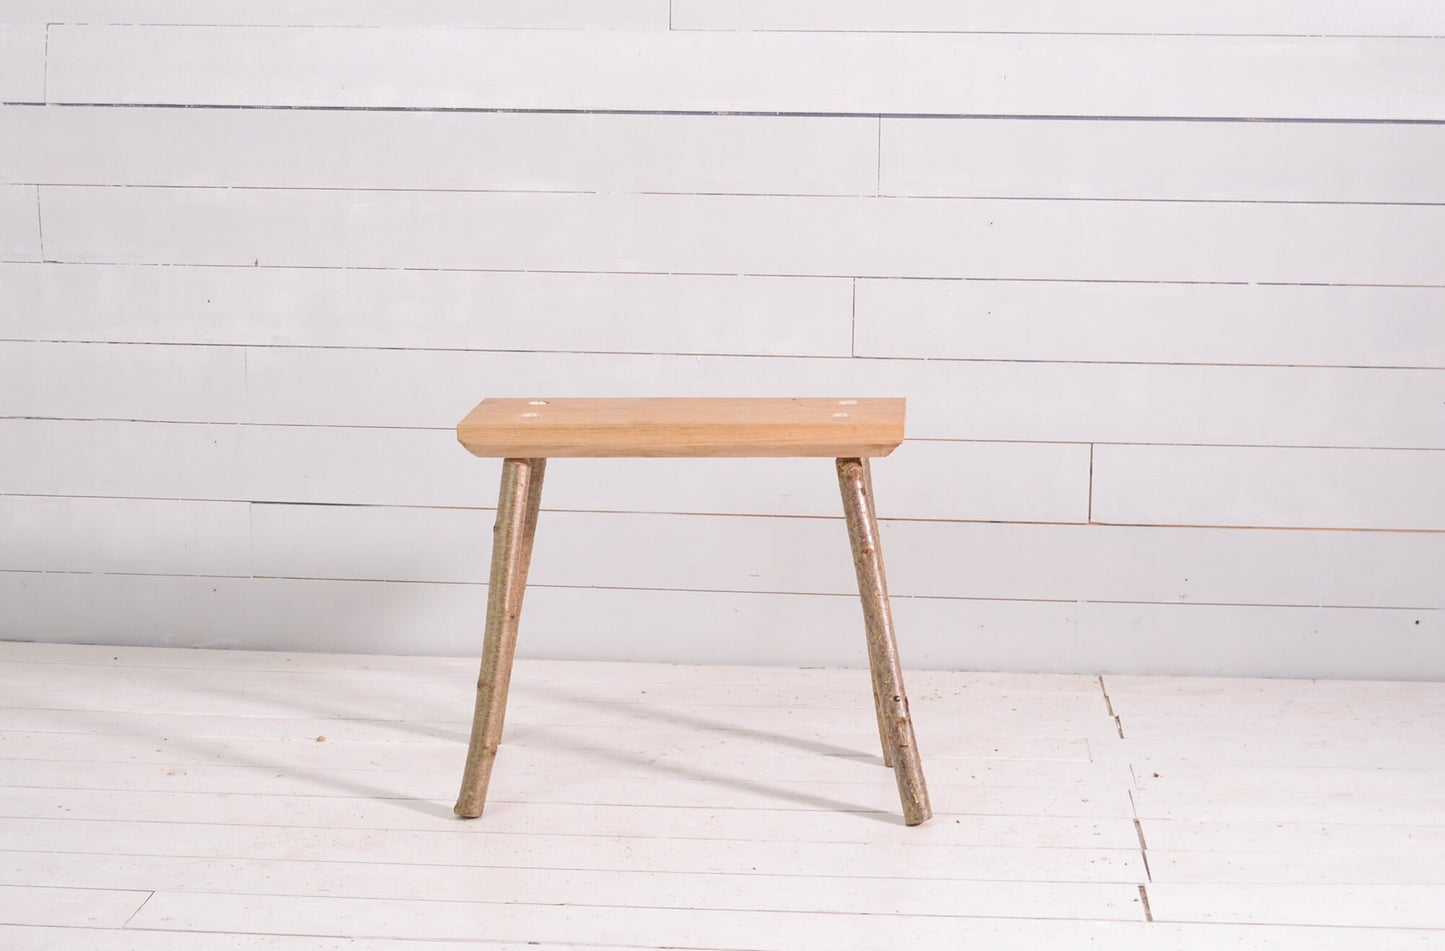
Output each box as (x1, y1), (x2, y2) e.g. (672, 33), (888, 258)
(456, 397), (906, 458)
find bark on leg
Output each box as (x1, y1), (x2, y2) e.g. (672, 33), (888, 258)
(872, 682), (896, 769)
(837, 457), (932, 826)
(858, 458), (895, 769)
(454, 457), (546, 818)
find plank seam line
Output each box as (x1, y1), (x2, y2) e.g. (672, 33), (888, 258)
(31, 185), (43, 260)
(1088, 521), (1445, 534)
(41, 21), (669, 30)
(0, 881), (153, 895)
(1128, 788), (1153, 884)
(40, 23), (49, 105)
(17, 181), (1445, 207)
(848, 277), (856, 356)
(8, 340), (1445, 371)
(7, 419), (1445, 455)
(1097, 675), (1123, 738)
(4, 261), (1444, 293)
(120, 889), (155, 928)
(874, 114), (882, 196)
(0, 813), (1119, 844)
(667, 28), (1445, 40)
(15, 102), (1445, 126)
(0, 883), (1153, 922)
(5, 571), (1442, 612)
(0, 846), (1144, 885)
(27, 21), (1445, 36)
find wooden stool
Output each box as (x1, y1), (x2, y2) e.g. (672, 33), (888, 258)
(452, 398), (932, 826)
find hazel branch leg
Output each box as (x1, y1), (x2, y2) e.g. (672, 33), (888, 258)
(454, 457), (547, 819)
(836, 456), (932, 826)
(859, 458), (895, 770)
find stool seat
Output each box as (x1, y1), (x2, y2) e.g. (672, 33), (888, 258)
(457, 397), (905, 458)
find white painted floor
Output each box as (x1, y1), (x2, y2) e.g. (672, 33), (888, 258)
(1, 642), (1443, 949)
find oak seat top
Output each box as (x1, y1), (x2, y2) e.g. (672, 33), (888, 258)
(457, 397), (906, 458)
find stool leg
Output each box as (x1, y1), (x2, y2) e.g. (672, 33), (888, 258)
(836, 457), (932, 826)
(840, 457), (901, 770)
(455, 457), (546, 819)
(859, 458), (896, 770)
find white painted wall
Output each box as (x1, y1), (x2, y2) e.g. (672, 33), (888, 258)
(1, 4), (1442, 678)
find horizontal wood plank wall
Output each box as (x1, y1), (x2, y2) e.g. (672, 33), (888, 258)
(2, 11), (1442, 677)
(40, 28), (1445, 119)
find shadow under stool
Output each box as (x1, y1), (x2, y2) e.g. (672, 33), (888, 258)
(451, 397), (932, 826)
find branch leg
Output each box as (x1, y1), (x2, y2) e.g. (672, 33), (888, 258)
(836, 457), (932, 826)
(454, 457), (546, 819)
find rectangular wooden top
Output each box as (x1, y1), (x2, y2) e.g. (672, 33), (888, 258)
(457, 398), (906, 458)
